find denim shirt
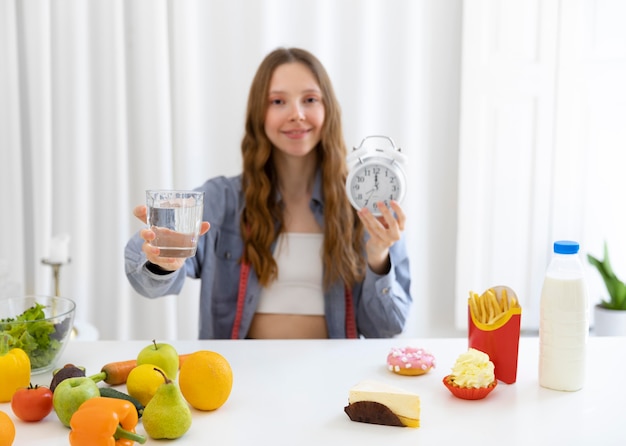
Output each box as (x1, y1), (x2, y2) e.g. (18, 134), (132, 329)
(125, 173), (412, 339)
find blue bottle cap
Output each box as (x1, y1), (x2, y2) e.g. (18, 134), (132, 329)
(554, 240), (579, 254)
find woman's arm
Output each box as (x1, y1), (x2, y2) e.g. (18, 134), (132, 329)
(124, 232), (187, 298)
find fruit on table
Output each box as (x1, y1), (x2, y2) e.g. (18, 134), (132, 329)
(136, 339), (179, 380)
(11, 383), (53, 422)
(52, 376), (101, 427)
(179, 350), (233, 411)
(126, 364), (168, 406)
(0, 410), (16, 446)
(142, 368), (192, 440)
(69, 397), (146, 446)
(88, 353), (193, 386)
(49, 364), (86, 392)
(0, 336), (31, 403)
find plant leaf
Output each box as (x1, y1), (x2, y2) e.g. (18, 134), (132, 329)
(587, 242), (626, 310)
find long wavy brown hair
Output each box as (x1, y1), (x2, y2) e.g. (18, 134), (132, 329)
(240, 47), (365, 289)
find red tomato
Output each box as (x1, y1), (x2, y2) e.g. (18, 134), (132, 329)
(11, 383), (54, 422)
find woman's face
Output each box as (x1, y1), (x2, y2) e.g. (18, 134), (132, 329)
(264, 62), (325, 158)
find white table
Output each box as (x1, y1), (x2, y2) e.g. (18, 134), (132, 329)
(3, 337), (623, 445)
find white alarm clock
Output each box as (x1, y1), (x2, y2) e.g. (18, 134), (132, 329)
(345, 135), (407, 216)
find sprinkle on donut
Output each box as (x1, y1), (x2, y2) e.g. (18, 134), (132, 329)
(387, 347), (436, 376)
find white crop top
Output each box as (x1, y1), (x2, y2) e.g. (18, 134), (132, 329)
(256, 233), (324, 315)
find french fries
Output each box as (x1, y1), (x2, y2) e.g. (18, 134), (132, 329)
(469, 287), (520, 325)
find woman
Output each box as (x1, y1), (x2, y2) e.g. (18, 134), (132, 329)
(125, 47), (412, 339)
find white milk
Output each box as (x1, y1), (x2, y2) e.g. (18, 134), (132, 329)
(539, 249), (589, 391)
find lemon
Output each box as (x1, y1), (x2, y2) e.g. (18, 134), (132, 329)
(126, 364), (168, 406)
(179, 350), (233, 411)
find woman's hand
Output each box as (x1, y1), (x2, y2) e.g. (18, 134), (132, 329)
(133, 205), (211, 272)
(357, 201), (406, 275)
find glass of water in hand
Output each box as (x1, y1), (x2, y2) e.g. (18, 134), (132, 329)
(146, 190), (204, 258)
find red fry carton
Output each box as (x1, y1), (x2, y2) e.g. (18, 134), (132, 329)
(468, 285), (522, 384)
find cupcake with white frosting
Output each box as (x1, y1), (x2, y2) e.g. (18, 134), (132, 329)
(443, 348), (497, 400)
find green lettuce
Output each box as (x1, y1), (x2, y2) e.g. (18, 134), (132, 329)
(0, 303), (62, 369)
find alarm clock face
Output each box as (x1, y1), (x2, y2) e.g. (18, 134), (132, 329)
(347, 160), (405, 215)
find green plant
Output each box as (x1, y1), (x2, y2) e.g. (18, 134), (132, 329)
(587, 242), (626, 310)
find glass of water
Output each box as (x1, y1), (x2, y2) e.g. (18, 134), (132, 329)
(145, 190), (204, 258)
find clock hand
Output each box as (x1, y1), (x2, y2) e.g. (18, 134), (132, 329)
(364, 184), (378, 206)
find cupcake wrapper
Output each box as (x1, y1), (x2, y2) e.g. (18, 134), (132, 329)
(443, 375), (497, 400)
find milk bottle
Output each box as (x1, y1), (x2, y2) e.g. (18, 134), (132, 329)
(539, 241), (589, 391)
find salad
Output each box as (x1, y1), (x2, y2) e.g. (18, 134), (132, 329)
(0, 303), (68, 369)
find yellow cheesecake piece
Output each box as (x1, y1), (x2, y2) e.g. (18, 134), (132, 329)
(347, 380), (420, 427)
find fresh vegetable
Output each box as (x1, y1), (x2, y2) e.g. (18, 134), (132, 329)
(89, 353), (192, 386)
(69, 397), (146, 446)
(0, 303), (64, 369)
(0, 410), (16, 446)
(0, 335), (31, 402)
(90, 359), (138, 386)
(178, 352), (192, 368)
(99, 387), (144, 418)
(11, 383), (53, 422)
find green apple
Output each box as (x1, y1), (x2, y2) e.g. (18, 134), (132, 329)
(52, 376), (100, 427)
(137, 339), (179, 380)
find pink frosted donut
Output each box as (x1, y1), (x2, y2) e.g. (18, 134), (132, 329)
(387, 347), (436, 376)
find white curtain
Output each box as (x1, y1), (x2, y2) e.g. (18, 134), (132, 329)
(3, 0), (464, 339)
(5, 0), (623, 341)
(455, 0), (626, 332)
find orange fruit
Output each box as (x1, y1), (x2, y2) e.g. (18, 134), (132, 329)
(179, 350), (233, 411)
(0, 410), (16, 446)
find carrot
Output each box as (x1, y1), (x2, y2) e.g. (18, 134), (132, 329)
(89, 359), (137, 386)
(178, 353), (192, 368)
(90, 353), (193, 386)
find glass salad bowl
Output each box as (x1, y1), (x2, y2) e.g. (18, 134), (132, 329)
(0, 295), (76, 374)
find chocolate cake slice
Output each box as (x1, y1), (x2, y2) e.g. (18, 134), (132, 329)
(344, 380), (420, 428)
(344, 401), (404, 427)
